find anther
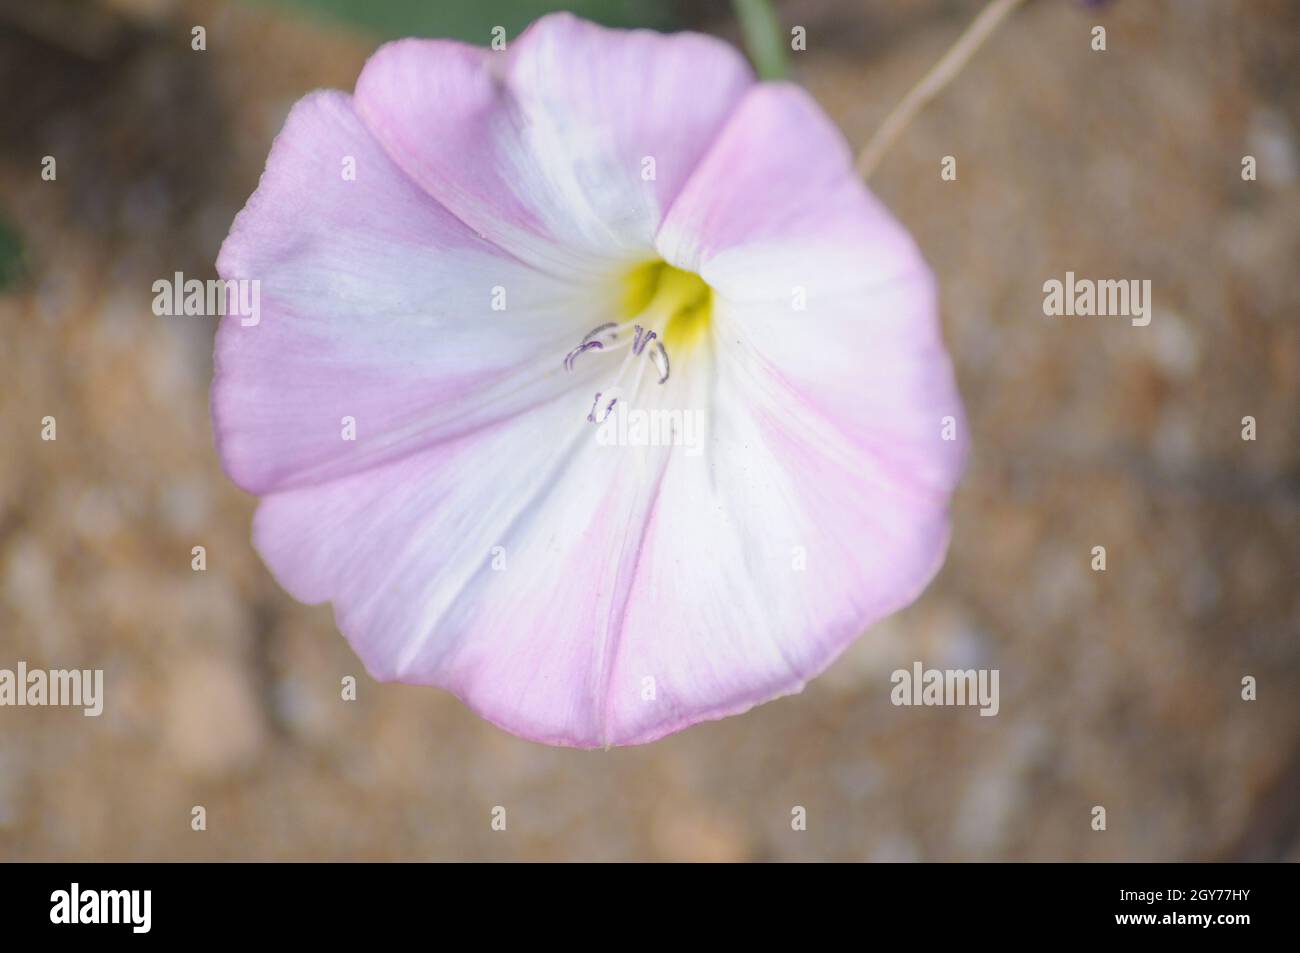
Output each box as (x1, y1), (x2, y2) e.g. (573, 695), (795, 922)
(632, 325), (657, 356)
(587, 391), (618, 424)
(651, 340), (670, 384)
(582, 322), (617, 345)
(564, 339), (603, 372)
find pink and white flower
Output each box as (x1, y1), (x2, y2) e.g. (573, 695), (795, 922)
(212, 13), (968, 747)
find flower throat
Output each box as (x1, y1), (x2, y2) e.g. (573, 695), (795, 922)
(564, 261), (711, 424)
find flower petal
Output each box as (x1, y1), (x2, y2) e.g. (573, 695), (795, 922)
(252, 395), (667, 747)
(600, 334), (963, 745)
(214, 90), (611, 495)
(588, 83), (970, 744)
(352, 13), (754, 275)
(657, 82), (968, 507)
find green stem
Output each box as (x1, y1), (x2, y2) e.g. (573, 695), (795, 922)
(733, 0), (786, 80)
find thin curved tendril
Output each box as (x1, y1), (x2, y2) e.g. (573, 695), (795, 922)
(855, 0), (1027, 180)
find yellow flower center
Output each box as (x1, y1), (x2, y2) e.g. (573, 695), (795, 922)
(621, 260), (711, 353)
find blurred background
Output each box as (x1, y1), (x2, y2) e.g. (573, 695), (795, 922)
(1, 0), (1297, 861)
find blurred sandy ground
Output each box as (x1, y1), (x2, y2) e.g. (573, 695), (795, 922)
(0, 0), (1297, 861)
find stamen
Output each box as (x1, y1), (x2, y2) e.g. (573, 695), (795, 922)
(581, 322), (617, 345)
(633, 327), (657, 356)
(564, 295), (681, 422)
(651, 340), (670, 384)
(586, 391), (618, 424)
(564, 339), (603, 372)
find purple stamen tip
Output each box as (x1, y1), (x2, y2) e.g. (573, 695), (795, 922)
(581, 322), (617, 345)
(652, 340), (670, 384)
(564, 339), (603, 372)
(586, 391), (618, 424)
(633, 328), (657, 356)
